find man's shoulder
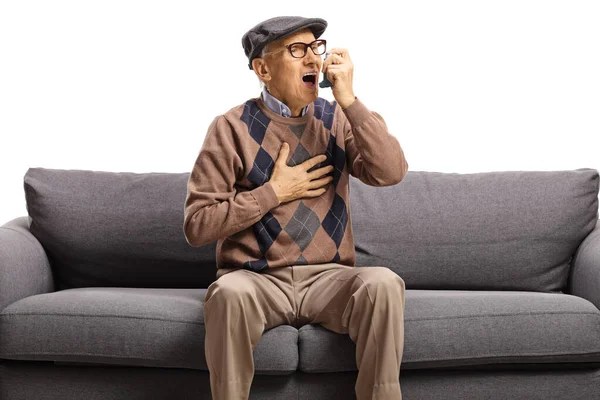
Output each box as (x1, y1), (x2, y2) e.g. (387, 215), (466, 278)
(217, 97), (263, 125)
(219, 97), (257, 118)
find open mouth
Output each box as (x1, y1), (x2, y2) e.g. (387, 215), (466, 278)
(302, 72), (317, 88)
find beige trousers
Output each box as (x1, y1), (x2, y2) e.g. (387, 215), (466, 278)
(203, 262), (406, 400)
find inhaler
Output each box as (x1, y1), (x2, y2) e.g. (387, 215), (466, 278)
(319, 52), (333, 88)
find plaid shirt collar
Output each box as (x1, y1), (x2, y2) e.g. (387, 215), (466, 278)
(261, 86), (309, 118)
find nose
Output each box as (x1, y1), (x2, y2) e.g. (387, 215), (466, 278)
(305, 48), (321, 67)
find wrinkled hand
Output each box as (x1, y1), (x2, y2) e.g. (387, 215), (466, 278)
(322, 48), (356, 109)
(269, 142), (334, 204)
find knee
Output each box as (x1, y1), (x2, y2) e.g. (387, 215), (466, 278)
(204, 275), (254, 307)
(359, 267), (405, 292)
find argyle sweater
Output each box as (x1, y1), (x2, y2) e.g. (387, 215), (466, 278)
(183, 95), (408, 273)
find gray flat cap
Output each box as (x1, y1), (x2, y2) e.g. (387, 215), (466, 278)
(242, 16), (328, 70)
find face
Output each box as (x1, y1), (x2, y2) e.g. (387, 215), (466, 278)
(253, 28), (323, 116)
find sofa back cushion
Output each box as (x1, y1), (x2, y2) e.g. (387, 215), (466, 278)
(24, 167), (599, 292)
(349, 168), (599, 292)
(24, 168), (217, 290)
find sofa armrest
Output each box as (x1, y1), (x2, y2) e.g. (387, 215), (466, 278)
(568, 218), (600, 309)
(0, 216), (54, 311)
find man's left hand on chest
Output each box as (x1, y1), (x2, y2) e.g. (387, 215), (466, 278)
(322, 48), (356, 110)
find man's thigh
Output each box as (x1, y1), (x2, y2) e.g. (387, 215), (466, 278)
(297, 265), (404, 333)
(206, 267), (296, 331)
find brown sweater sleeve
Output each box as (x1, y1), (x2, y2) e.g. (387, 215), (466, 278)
(183, 115), (281, 247)
(340, 97), (409, 186)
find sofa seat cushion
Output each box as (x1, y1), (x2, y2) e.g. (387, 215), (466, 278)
(298, 290), (600, 372)
(0, 287), (298, 374)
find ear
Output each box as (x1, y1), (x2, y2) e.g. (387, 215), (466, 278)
(252, 57), (271, 86)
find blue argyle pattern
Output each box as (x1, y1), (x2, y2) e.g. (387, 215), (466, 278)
(313, 97), (336, 131)
(239, 97), (348, 272)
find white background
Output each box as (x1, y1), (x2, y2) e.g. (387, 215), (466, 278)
(1, 0), (599, 225)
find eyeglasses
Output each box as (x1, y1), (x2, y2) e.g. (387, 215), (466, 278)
(287, 39), (327, 58)
(265, 39), (327, 59)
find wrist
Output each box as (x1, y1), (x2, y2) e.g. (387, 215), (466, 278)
(339, 95), (356, 110)
(269, 181), (283, 203)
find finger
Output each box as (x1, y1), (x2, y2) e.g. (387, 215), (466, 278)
(325, 67), (336, 81)
(329, 54), (344, 64)
(328, 48), (350, 61)
(310, 165), (334, 179)
(309, 175), (333, 190)
(329, 53), (344, 64)
(308, 164), (334, 180)
(323, 54), (344, 73)
(325, 65), (343, 79)
(302, 153), (328, 170)
(322, 53), (341, 72)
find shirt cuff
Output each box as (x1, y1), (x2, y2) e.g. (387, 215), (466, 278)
(250, 181), (281, 216)
(341, 97), (372, 129)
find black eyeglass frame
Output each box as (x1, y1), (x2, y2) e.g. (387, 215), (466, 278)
(265, 39), (327, 59)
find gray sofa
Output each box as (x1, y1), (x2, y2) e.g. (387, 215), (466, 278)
(1, 166), (600, 400)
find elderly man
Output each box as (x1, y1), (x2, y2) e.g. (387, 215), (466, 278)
(183, 16), (409, 400)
